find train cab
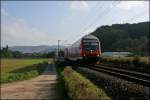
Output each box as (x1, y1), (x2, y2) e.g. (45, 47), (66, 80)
(64, 34), (101, 61)
(81, 35), (101, 60)
(82, 39), (100, 57)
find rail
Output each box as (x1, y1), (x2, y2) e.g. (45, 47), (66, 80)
(82, 64), (150, 86)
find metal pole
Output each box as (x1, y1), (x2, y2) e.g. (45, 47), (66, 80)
(58, 39), (66, 59)
(58, 40), (60, 58)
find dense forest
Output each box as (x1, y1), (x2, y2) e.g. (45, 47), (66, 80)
(91, 21), (149, 56)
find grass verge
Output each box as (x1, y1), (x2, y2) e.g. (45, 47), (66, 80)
(55, 61), (111, 100)
(55, 61), (69, 100)
(63, 67), (111, 100)
(99, 57), (150, 73)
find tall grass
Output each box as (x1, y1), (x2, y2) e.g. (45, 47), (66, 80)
(1, 59), (49, 74)
(99, 57), (150, 73)
(55, 61), (69, 100)
(100, 57), (150, 65)
(64, 67), (111, 100)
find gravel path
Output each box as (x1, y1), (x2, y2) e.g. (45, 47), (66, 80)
(1, 63), (60, 100)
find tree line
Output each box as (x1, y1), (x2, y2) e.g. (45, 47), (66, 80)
(91, 21), (149, 56)
(0, 45), (55, 58)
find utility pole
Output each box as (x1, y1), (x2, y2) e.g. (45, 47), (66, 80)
(57, 39), (67, 61)
(58, 40), (61, 58)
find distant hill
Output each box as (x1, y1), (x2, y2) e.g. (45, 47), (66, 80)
(91, 21), (149, 55)
(8, 45), (65, 53)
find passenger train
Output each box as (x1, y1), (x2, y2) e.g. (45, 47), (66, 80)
(64, 34), (101, 61)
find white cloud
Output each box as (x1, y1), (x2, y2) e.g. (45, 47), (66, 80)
(83, 28), (95, 35)
(70, 27), (95, 43)
(70, 1), (89, 12)
(1, 8), (9, 16)
(116, 1), (145, 10)
(1, 8), (52, 46)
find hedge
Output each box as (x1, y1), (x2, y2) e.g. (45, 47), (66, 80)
(100, 57), (150, 68)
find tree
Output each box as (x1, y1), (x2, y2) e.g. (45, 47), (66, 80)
(91, 21), (149, 55)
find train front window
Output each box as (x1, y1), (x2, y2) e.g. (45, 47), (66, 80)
(83, 45), (98, 51)
(83, 39), (98, 43)
(83, 39), (99, 51)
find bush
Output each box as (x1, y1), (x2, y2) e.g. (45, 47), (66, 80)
(63, 67), (111, 100)
(132, 56), (140, 67)
(101, 57), (149, 68)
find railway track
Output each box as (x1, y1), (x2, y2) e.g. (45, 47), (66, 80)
(85, 64), (150, 86)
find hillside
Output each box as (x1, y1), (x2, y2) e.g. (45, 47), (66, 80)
(8, 45), (55, 53)
(91, 21), (149, 55)
(8, 45), (66, 53)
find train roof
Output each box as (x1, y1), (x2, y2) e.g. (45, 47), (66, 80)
(82, 34), (99, 40)
(66, 34), (99, 49)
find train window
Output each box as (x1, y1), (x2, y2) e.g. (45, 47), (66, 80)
(83, 45), (98, 51)
(83, 39), (98, 43)
(83, 42), (98, 45)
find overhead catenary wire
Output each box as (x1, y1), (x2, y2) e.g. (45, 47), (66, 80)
(74, 1), (121, 42)
(126, 10), (148, 23)
(69, 0), (148, 46)
(65, 1), (122, 45)
(100, 1), (122, 25)
(71, 1), (116, 43)
(82, 1), (121, 34)
(104, 0), (148, 25)
(64, 1), (105, 45)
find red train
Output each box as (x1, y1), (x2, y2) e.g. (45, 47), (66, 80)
(64, 34), (101, 61)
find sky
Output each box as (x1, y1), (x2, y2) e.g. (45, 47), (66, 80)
(1, 1), (149, 46)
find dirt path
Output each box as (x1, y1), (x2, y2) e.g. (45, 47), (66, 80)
(1, 63), (60, 100)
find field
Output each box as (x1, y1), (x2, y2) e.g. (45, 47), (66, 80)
(1, 59), (50, 84)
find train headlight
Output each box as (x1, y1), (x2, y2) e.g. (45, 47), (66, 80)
(97, 54), (99, 57)
(83, 54), (86, 56)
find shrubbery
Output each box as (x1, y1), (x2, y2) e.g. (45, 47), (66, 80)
(99, 57), (150, 73)
(63, 67), (111, 100)
(100, 57), (149, 67)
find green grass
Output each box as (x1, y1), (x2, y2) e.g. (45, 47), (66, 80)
(55, 61), (69, 100)
(101, 56), (149, 62)
(63, 67), (111, 100)
(1, 59), (49, 74)
(113, 57), (149, 62)
(100, 57), (150, 66)
(99, 57), (150, 73)
(1, 58), (50, 84)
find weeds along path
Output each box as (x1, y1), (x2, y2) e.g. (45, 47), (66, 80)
(1, 63), (60, 100)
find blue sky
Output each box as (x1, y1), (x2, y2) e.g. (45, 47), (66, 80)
(1, 1), (149, 46)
